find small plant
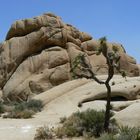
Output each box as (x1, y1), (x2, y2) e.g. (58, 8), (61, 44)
(74, 109), (105, 137)
(26, 99), (43, 112)
(56, 114), (83, 138)
(34, 126), (53, 140)
(55, 109), (117, 138)
(3, 99), (43, 119)
(96, 126), (140, 140)
(15, 99), (43, 112)
(98, 133), (115, 140)
(3, 109), (35, 119)
(34, 109), (117, 139)
(117, 126), (140, 140)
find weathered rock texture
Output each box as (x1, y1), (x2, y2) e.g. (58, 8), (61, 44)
(0, 13), (139, 101)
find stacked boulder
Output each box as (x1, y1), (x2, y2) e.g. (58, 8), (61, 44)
(0, 13), (139, 101)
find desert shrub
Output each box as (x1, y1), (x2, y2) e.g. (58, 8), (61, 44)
(98, 133), (115, 140)
(15, 99), (43, 112)
(97, 126), (140, 140)
(5, 101), (19, 106)
(34, 123), (140, 140)
(26, 99), (43, 112)
(3, 99), (43, 119)
(34, 109), (117, 139)
(55, 109), (116, 138)
(56, 115), (83, 138)
(117, 126), (140, 140)
(14, 103), (25, 111)
(117, 135), (132, 140)
(17, 109), (35, 119)
(34, 126), (53, 140)
(3, 109), (35, 119)
(74, 109), (105, 137)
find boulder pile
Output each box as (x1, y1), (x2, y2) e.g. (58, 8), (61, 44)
(0, 13), (139, 101)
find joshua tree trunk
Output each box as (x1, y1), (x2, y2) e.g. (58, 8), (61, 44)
(104, 56), (114, 131)
(104, 82), (111, 131)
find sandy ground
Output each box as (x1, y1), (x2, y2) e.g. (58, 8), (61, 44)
(0, 104), (84, 140)
(0, 112), (59, 140)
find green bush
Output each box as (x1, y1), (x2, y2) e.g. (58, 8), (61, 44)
(34, 109), (110, 139)
(3, 99), (43, 119)
(55, 109), (116, 138)
(74, 109), (105, 137)
(34, 126), (53, 140)
(117, 126), (140, 140)
(34, 123), (140, 140)
(3, 109), (35, 119)
(34, 109), (118, 139)
(15, 103), (25, 111)
(98, 133), (115, 140)
(26, 99), (43, 112)
(56, 115), (83, 138)
(97, 126), (140, 140)
(15, 99), (43, 112)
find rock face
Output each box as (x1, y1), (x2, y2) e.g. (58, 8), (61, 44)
(113, 102), (140, 127)
(0, 13), (139, 101)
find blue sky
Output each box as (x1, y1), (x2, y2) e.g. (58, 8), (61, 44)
(0, 0), (140, 63)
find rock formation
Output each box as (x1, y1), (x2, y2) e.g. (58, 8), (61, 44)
(0, 13), (139, 102)
(0, 12), (140, 140)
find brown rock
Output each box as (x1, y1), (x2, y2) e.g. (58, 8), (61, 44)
(6, 13), (65, 40)
(0, 13), (139, 101)
(2, 47), (70, 101)
(81, 39), (139, 76)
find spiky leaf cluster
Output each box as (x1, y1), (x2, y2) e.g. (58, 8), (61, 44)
(96, 37), (108, 56)
(71, 54), (84, 71)
(97, 37), (126, 78)
(71, 53), (85, 78)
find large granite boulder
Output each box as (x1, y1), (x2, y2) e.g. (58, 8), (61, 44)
(82, 40), (139, 75)
(113, 102), (140, 127)
(0, 13), (139, 101)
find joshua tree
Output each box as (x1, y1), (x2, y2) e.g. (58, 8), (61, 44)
(71, 37), (126, 132)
